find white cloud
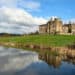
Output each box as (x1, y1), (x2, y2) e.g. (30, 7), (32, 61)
(0, 0), (41, 11)
(0, 0), (47, 34)
(0, 7), (47, 34)
(0, 0), (17, 7)
(18, 0), (40, 11)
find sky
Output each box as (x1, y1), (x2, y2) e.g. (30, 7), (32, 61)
(0, 0), (75, 34)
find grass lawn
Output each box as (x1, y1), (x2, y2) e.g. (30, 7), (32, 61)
(0, 34), (75, 47)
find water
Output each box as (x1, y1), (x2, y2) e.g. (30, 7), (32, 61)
(0, 46), (75, 75)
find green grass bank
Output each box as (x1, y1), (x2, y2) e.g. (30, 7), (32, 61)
(0, 34), (75, 47)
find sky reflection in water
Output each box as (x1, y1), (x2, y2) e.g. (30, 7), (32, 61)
(0, 46), (75, 75)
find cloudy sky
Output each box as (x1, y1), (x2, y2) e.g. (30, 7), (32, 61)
(0, 0), (75, 34)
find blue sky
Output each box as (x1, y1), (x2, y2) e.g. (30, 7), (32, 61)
(0, 0), (75, 34)
(27, 0), (75, 20)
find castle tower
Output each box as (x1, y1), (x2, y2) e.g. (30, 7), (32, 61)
(54, 18), (63, 33)
(47, 17), (63, 34)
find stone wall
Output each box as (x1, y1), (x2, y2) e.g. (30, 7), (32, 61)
(63, 24), (69, 33)
(47, 18), (63, 34)
(53, 18), (63, 33)
(39, 24), (47, 34)
(72, 24), (75, 34)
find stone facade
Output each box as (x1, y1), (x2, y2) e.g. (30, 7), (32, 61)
(39, 17), (75, 35)
(39, 24), (47, 34)
(71, 24), (75, 34)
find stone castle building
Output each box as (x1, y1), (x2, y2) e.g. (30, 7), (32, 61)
(39, 17), (75, 34)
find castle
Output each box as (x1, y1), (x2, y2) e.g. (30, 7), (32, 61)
(39, 17), (75, 35)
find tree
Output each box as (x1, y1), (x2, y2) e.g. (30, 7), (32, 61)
(68, 22), (72, 33)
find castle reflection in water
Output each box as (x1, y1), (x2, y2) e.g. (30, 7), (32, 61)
(39, 51), (75, 68)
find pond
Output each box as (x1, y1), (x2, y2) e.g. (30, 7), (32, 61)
(0, 46), (75, 75)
